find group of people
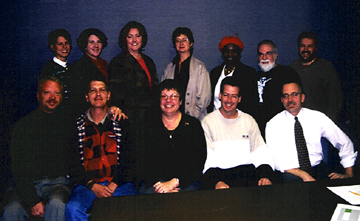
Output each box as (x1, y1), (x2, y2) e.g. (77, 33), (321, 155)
(1, 20), (358, 220)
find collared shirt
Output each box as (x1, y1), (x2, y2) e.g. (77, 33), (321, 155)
(265, 108), (357, 172)
(86, 109), (108, 125)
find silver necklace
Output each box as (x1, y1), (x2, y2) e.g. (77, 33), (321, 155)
(165, 128), (175, 139)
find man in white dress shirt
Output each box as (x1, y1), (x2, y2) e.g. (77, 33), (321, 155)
(265, 81), (357, 182)
(202, 77), (274, 189)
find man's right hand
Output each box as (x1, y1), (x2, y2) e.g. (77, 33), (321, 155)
(91, 183), (113, 198)
(31, 201), (45, 217)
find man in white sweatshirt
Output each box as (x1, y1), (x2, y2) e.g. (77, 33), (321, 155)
(201, 76), (274, 190)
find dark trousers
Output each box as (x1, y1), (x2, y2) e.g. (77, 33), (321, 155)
(276, 161), (332, 183)
(204, 165), (256, 189)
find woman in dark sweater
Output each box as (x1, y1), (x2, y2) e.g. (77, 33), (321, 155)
(139, 79), (207, 194)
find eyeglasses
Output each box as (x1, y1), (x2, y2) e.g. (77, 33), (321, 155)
(175, 38), (189, 43)
(281, 92), (301, 99)
(160, 94), (180, 100)
(257, 51), (275, 57)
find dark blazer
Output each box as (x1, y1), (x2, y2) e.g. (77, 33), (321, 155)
(107, 51), (158, 115)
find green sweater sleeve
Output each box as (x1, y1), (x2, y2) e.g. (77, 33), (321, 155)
(10, 122), (41, 208)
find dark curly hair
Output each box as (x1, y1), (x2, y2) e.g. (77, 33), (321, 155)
(48, 29), (72, 49)
(76, 28), (108, 53)
(172, 27), (194, 53)
(118, 21), (148, 51)
(297, 31), (319, 49)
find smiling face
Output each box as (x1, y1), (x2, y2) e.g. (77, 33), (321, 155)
(85, 81), (110, 109)
(175, 34), (193, 54)
(37, 80), (62, 113)
(222, 43), (241, 64)
(219, 84), (241, 119)
(85, 35), (103, 60)
(126, 28), (142, 54)
(160, 89), (182, 116)
(298, 38), (317, 63)
(257, 44), (277, 72)
(281, 83), (305, 116)
(51, 36), (71, 62)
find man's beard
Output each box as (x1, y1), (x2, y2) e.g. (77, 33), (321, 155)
(299, 50), (317, 63)
(258, 59), (275, 72)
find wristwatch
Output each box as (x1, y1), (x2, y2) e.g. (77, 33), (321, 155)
(86, 180), (96, 190)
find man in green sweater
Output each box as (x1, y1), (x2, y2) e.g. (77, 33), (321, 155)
(2, 76), (72, 220)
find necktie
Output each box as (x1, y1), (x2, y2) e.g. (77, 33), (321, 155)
(294, 116), (312, 174)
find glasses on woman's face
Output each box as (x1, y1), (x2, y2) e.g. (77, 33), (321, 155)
(160, 94), (180, 100)
(175, 38), (189, 44)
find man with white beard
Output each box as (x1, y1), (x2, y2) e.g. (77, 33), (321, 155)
(255, 40), (301, 138)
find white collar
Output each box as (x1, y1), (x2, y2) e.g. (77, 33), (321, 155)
(86, 109), (108, 125)
(53, 57), (67, 68)
(284, 108), (304, 120)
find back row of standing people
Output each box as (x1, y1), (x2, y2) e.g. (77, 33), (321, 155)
(38, 22), (343, 135)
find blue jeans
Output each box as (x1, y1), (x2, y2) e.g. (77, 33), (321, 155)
(65, 181), (137, 220)
(2, 176), (70, 221)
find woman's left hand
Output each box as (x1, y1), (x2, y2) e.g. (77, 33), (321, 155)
(110, 106), (128, 121)
(153, 178), (179, 193)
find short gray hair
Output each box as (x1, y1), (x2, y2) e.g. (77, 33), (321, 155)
(257, 39), (278, 54)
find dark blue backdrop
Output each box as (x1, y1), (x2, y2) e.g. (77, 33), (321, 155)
(0, 0), (359, 190)
(1, 0), (358, 117)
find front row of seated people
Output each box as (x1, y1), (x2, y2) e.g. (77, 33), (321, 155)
(2, 75), (357, 220)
